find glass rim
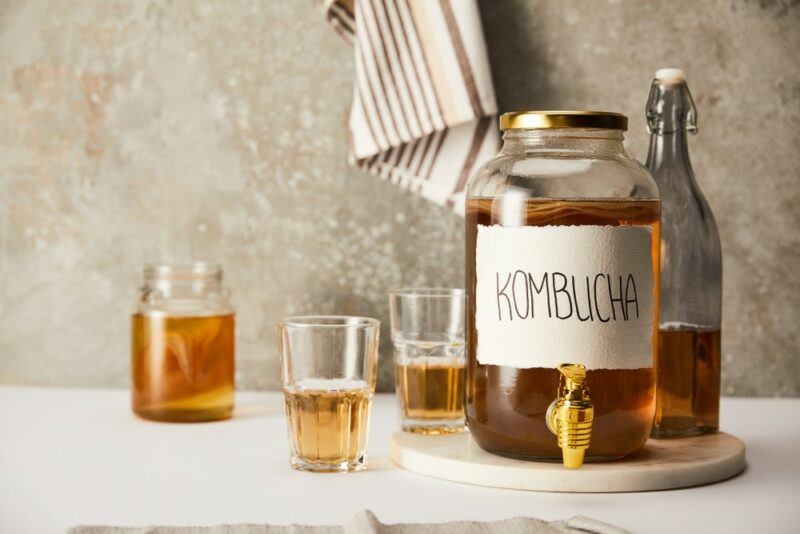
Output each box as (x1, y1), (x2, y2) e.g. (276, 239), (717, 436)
(389, 287), (465, 299)
(144, 261), (222, 280)
(278, 315), (380, 329)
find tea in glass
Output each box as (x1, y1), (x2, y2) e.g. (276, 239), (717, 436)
(278, 316), (379, 472)
(132, 312), (234, 422)
(390, 289), (466, 434)
(284, 379), (372, 467)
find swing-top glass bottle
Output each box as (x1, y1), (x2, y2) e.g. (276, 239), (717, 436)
(646, 69), (722, 437)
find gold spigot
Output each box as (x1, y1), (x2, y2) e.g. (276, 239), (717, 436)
(546, 363), (594, 469)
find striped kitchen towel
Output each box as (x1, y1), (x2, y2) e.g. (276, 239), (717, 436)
(321, 0), (499, 214)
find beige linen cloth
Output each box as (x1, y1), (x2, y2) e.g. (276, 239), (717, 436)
(70, 509), (630, 534)
(320, 0), (499, 213)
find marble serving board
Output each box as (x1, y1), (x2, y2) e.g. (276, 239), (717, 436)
(390, 431), (746, 493)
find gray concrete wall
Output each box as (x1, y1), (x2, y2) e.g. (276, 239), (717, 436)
(0, 0), (797, 395)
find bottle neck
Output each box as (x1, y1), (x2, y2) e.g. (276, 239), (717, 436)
(646, 80), (697, 178)
(646, 127), (693, 174)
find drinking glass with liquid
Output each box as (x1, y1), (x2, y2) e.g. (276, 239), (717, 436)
(390, 289), (467, 434)
(278, 316), (379, 472)
(131, 262), (235, 422)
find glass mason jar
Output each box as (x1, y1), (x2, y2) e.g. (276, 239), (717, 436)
(131, 262), (235, 422)
(465, 111), (660, 465)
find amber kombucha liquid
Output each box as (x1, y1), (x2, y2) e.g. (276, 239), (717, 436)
(131, 312), (235, 422)
(284, 379), (372, 471)
(653, 326), (721, 437)
(465, 198), (659, 460)
(395, 359), (465, 433)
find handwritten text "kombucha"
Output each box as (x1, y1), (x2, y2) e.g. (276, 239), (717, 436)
(495, 271), (640, 323)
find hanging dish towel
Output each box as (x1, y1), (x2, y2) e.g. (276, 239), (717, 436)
(321, 0), (499, 214)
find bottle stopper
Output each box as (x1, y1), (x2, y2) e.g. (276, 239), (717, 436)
(654, 68), (686, 85)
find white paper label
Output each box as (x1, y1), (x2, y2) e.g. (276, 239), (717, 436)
(475, 225), (654, 370)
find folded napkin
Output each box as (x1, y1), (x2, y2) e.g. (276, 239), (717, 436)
(69, 510), (630, 534)
(320, 0), (499, 213)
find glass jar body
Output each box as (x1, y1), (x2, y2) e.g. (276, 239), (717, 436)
(131, 262), (235, 422)
(465, 128), (660, 461)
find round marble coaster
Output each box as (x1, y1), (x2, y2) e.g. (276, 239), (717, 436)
(390, 431), (746, 492)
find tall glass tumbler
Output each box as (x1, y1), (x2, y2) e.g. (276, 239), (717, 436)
(390, 289), (467, 434)
(278, 316), (379, 472)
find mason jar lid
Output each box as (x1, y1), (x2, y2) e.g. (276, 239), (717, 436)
(499, 110), (628, 131)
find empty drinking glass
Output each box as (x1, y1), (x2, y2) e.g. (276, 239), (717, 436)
(278, 316), (379, 472)
(390, 289), (467, 434)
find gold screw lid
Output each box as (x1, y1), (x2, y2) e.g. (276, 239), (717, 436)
(499, 110), (628, 131)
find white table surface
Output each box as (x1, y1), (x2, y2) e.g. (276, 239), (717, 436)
(1, 386), (798, 534)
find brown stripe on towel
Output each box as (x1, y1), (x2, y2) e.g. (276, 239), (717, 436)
(399, 0), (446, 129)
(356, 40), (394, 148)
(362, 154), (379, 176)
(403, 137), (421, 178)
(388, 0), (438, 133)
(391, 142), (408, 185)
(328, 3), (355, 41)
(425, 128), (449, 181)
(406, 1), (456, 125)
(438, 0), (484, 117)
(447, 116), (492, 206)
(417, 130), (443, 181)
(355, 67), (386, 151)
(414, 130), (437, 177)
(336, 0), (354, 20)
(380, 145), (395, 181)
(362, 0), (420, 143)
(356, 1), (403, 146)
(379, 0), (429, 136)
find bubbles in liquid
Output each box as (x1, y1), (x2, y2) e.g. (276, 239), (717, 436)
(291, 378), (370, 393)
